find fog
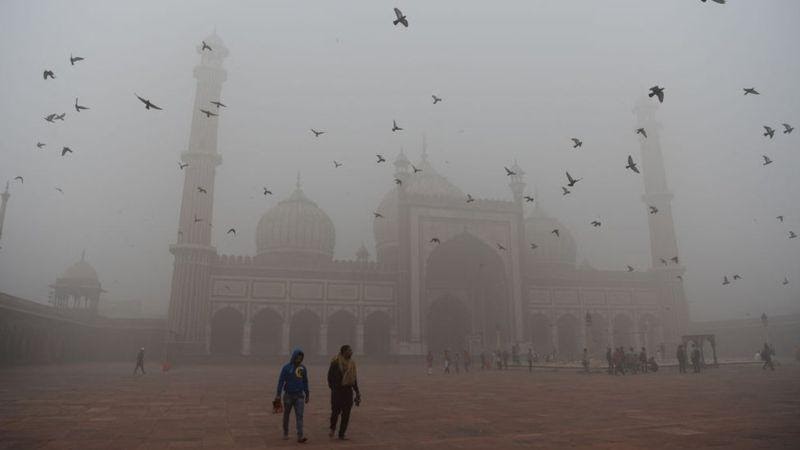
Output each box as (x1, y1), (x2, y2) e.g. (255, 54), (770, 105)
(0, 0), (798, 321)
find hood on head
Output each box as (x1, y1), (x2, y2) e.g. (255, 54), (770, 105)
(289, 348), (304, 364)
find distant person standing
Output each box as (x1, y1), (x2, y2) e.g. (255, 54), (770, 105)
(527, 348), (534, 372)
(328, 345), (361, 440)
(690, 345), (702, 373)
(676, 344), (687, 374)
(275, 348), (310, 443)
(639, 347), (648, 373)
(761, 342), (775, 371)
(581, 348), (590, 373)
(605, 347), (613, 375)
(463, 350), (471, 373)
(443, 349), (451, 374)
(133, 347), (145, 375)
(454, 351), (461, 374)
(426, 350), (434, 375)
(502, 349), (509, 370)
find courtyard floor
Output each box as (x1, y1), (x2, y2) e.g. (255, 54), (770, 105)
(0, 360), (798, 449)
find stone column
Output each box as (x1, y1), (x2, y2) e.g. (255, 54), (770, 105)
(281, 321), (290, 355)
(319, 324), (328, 356)
(355, 323), (365, 356)
(242, 320), (251, 356)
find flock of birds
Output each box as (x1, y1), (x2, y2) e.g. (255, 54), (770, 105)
(7, 3), (796, 298)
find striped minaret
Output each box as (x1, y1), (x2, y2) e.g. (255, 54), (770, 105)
(167, 32), (229, 355)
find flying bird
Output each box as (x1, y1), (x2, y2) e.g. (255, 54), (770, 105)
(722, 276), (731, 285)
(61, 147), (72, 156)
(776, 215), (784, 222)
(790, 231), (797, 239)
(54, 113), (65, 121)
(263, 187), (272, 195)
(135, 94), (162, 110)
(783, 277), (790, 285)
(732, 274), (742, 280)
(394, 178), (402, 185)
(333, 160), (343, 168)
(701, 0), (727, 4)
(504, 166), (516, 176)
(551, 229), (560, 237)
(44, 114), (56, 123)
(54, 187), (63, 194)
(197, 186), (207, 194)
(412, 164), (422, 173)
(393, 7), (409, 27)
(193, 215), (202, 223)
(43, 70), (55, 80)
(649, 205), (659, 214)
(626, 265), (635, 272)
(497, 243), (506, 251)
(432, 95), (442, 104)
(13, 176), (23, 184)
(376, 154), (386, 163)
(763, 126), (775, 139)
(660, 258), (668, 266)
(392, 120), (403, 132)
(562, 186), (571, 196)
(530, 243), (538, 250)
(635, 128), (647, 138)
(311, 129), (325, 137)
(210, 100), (226, 109)
(677, 275), (684, 281)
(570, 138), (582, 148)
(648, 85), (665, 103)
(591, 220), (601, 227)
(227, 228), (236, 236)
(430, 238), (440, 244)
(466, 194), (475, 203)
(671, 256), (679, 264)
(200, 109), (218, 118)
(565, 171), (581, 187)
(625, 155), (640, 173)
(74, 98), (89, 112)
(523, 195), (535, 203)
(782, 123), (794, 134)
(70, 54), (84, 65)
(178, 162), (189, 170)
(201, 41), (212, 51)
(762, 155), (773, 166)
(36, 142), (46, 149)
(743, 87), (759, 95)
(373, 212), (384, 219)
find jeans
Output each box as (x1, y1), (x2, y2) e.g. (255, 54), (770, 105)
(282, 392), (305, 437)
(330, 388), (354, 437)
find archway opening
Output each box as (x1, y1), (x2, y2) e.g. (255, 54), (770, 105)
(364, 312), (391, 356)
(251, 308), (283, 356)
(426, 295), (471, 354)
(210, 307), (244, 355)
(289, 310), (320, 355)
(327, 311), (356, 356)
(528, 313), (552, 355)
(613, 314), (634, 350)
(556, 314), (580, 361)
(638, 313), (660, 354)
(588, 313), (609, 357)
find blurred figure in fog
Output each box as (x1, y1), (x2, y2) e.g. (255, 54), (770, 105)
(761, 343), (775, 371)
(133, 347), (145, 375)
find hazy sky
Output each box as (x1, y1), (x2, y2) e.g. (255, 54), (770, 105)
(1, 0), (798, 320)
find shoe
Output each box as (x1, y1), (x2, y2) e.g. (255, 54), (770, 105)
(298, 437), (307, 443)
(338, 436), (348, 440)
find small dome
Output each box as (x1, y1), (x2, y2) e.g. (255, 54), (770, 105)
(61, 251), (99, 282)
(256, 177), (335, 265)
(524, 205), (577, 267)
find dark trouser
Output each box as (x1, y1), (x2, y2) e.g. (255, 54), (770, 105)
(678, 360), (686, 373)
(762, 359), (775, 371)
(134, 361), (145, 375)
(283, 392), (305, 438)
(330, 388), (354, 438)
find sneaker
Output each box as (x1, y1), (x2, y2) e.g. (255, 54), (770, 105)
(297, 437), (308, 443)
(338, 436), (348, 441)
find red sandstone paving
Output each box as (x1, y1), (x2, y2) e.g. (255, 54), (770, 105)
(0, 362), (799, 449)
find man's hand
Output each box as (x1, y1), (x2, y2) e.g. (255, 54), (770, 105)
(305, 394), (310, 404)
(354, 394), (361, 407)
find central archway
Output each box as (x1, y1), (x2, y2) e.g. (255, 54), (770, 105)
(210, 307), (244, 355)
(251, 308), (283, 356)
(426, 295), (471, 354)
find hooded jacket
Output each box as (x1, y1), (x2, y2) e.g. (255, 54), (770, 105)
(276, 348), (309, 397)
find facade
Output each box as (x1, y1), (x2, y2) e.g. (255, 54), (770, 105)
(166, 34), (690, 359)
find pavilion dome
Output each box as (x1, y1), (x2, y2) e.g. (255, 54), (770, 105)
(60, 251), (99, 283)
(524, 204), (577, 267)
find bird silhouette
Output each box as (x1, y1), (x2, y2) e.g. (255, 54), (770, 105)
(393, 7), (409, 27)
(179, 162), (189, 170)
(333, 160), (342, 168)
(432, 95), (442, 104)
(74, 98), (89, 112)
(570, 138), (582, 148)
(61, 147), (72, 156)
(392, 120), (403, 132)
(263, 187), (272, 196)
(626, 265), (635, 272)
(394, 178), (402, 185)
(649, 205), (658, 214)
(43, 70), (55, 80)
(591, 220), (601, 227)
(504, 166), (516, 176)
(201, 41), (212, 51)
(44, 114), (56, 123)
(54, 187), (63, 194)
(762, 155), (773, 166)
(703, 0), (727, 4)
(210, 101), (226, 109)
(783, 277), (790, 285)
(200, 109), (218, 118)
(626, 155), (640, 173)
(733, 274), (742, 280)
(635, 128), (647, 138)
(311, 129), (325, 137)
(677, 275), (684, 281)
(782, 123), (794, 134)
(743, 87), (759, 95)
(70, 54), (84, 65)
(789, 231), (797, 239)
(412, 164), (422, 173)
(13, 176), (23, 184)
(562, 186), (571, 196)
(54, 113), (65, 121)
(551, 229), (560, 237)
(227, 228), (236, 236)
(530, 243), (538, 250)
(466, 194), (475, 203)
(430, 238), (440, 244)
(648, 85), (665, 103)
(523, 195), (535, 202)
(36, 142), (46, 149)
(376, 154), (386, 163)
(374, 212), (384, 219)
(776, 215), (784, 222)
(197, 187), (207, 194)
(497, 243), (507, 251)
(671, 256), (679, 264)
(722, 276), (731, 285)
(193, 215), (202, 223)
(763, 126), (775, 139)
(135, 94), (162, 110)
(660, 258), (668, 266)
(565, 171), (581, 187)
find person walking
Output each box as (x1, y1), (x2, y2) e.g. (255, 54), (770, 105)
(426, 350), (434, 375)
(690, 345), (702, 373)
(605, 347), (613, 375)
(463, 350), (471, 373)
(443, 349), (451, 374)
(275, 348), (310, 443)
(676, 344), (687, 374)
(761, 342), (775, 371)
(328, 345), (361, 440)
(639, 347), (648, 374)
(133, 347), (146, 375)
(581, 348), (590, 373)
(527, 348), (534, 373)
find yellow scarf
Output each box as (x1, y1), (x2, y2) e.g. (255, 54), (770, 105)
(332, 354), (357, 387)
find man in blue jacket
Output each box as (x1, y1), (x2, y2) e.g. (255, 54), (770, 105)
(275, 348), (310, 443)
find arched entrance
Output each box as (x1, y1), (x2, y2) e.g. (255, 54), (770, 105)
(290, 310), (321, 355)
(210, 307), (244, 355)
(588, 312), (609, 357)
(613, 314), (634, 349)
(251, 308), (283, 356)
(327, 310), (356, 355)
(556, 314), (580, 361)
(364, 312), (391, 356)
(528, 313), (552, 355)
(424, 232), (510, 351)
(638, 313), (660, 352)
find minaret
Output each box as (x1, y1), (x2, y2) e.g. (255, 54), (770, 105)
(508, 160), (526, 203)
(167, 32), (229, 355)
(634, 97), (689, 339)
(0, 182), (9, 242)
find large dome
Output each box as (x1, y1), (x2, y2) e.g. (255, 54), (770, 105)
(61, 251), (99, 282)
(524, 205), (577, 268)
(256, 179), (335, 265)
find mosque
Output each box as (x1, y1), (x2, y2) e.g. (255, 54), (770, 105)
(165, 33), (690, 359)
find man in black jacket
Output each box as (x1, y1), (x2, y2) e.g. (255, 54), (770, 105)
(328, 344), (361, 440)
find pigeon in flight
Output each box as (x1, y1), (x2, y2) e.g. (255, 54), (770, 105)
(530, 243), (538, 250)
(648, 85), (665, 103)
(701, 0), (727, 4)
(179, 162), (189, 170)
(70, 54), (84, 65)
(43, 70), (55, 80)
(194, 215), (202, 223)
(412, 164), (422, 173)
(36, 142), (46, 149)
(376, 154), (386, 163)
(551, 229), (560, 237)
(570, 138), (583, 149)
(197, 186), (207, 194)
(497, 243), (506, 251)
(135, 94), (162, 110)
(432, 95), (442, 104)
(74, 98), (89, 112)
(13, 176), (23, 184)
(649, 205), (659, 215)
(373, 212), (385, 219)
(722, 276), (731, 285)
(677, 275), (684, 281)
(61, 147), (72, 156)
(227, 228), (236, 236)
(625, 155), (640, 173)
(635, 128), (647, 138)
(782, 123), (794, 134)
(783, 277), (790, 285)
(430, 238), (440, 244)
(54, 187), (63, 194)
(562, 186), (571, 196)
(54, 113), (65, 121)
(762, 155), (773, 166)
(776, 215), (784, 222)
(732, 274), (742, 280)
(626, 265), (635, 272)
(263, 187), (272, 195)
(790, 231), (797, 239)
(466, 194), (475, 203)
(201, 41), (212, 51)
(311, 129), (325, 137)
(660, 258), (668, 266)
(44, 114), (56, 123)
(504, 166), (516, 176)
(743, 87), (759, 95)
(210, 101), (226, 109)
(393, 7), (409, 27)
(523, 195), (535, 203)
(671, 256), (679, 264)
(763, 126), (775, 139)
(394, 178), (402, 185)
(591, 220), (601, 227)
(565, 171), (581, 187)
(333, 160), (343, 168)
(200, 109), (218, 118)
(392, 120), (403, 132)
